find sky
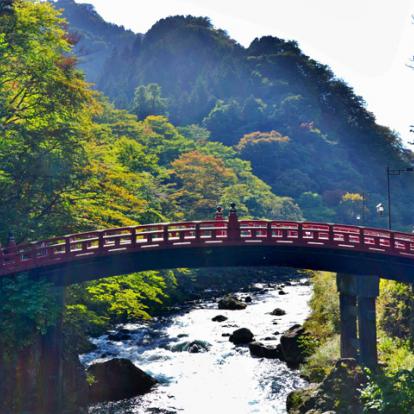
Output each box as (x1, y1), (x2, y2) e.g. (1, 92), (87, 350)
(76, 0), (414, 145)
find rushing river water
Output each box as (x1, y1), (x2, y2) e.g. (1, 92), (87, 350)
(82, 278), (312, 414)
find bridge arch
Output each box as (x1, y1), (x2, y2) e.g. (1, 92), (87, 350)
(3, 208), (414, 368)
(1, 214), (414, 286)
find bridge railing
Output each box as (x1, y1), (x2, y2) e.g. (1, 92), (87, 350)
(2, 219), (414, 276)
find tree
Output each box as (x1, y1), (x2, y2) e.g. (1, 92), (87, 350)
(170, 150), (237, 219)
(0, 0), (96, 241)
(297, 192), (335, 222)
(337, 192), (364, 224)
(131, 83), (168, 120)
(202, 99), (243, 144)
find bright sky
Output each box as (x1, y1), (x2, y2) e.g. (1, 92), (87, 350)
(76, 0), (414, 145)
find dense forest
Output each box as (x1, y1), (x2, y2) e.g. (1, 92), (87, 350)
(2, 1), (414, 413)
(53, 0), (414, 230)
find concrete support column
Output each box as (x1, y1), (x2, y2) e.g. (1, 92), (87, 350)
(337, 274), (358, 359)
(336, 273), (379, 368)
(358, 296), (377, 368)
(357, 276), (379, 368)
(338, 293), (358, 358)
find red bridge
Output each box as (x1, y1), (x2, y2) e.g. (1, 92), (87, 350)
(2, 206), (414, 286)
(3, 205), (412, 366)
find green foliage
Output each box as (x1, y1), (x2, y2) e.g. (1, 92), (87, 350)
(304, 272), (340, 340)
(69, 271), (173, 322)
(0, 0), (96, 242)
(0, 275), (60, 351)
(377, 279), (414, 342)
(361, 369), (414, 414)
(297, 192), (336, 222)
(378, 337), (414, 372)
(301, 335), (340, 382)
(132, 83), (169, 120)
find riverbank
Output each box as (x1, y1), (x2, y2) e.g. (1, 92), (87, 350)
(82, 276), (312, 413)
(289, 272), (414, 414)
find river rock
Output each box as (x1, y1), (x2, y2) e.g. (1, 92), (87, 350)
(88, 358), (157, 403)
(229, 328), (254, 344)
(188, 343), (203, 353)
(107, 331), (131, 341)
(270, 308), (286, 316)
(218, 295), (247, 310)
(278, 290), (287, 295)
(286, 359), (366, 413)
(244, 296), (253, 303)
(170, 340), (211, 353)
(249, 341), (282, 359)
(212, 315), (228, 322)
(280, 324), (310, 365)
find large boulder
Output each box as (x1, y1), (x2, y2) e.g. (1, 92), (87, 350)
(87, 358), (157, 403)
(212, 315), (228, 322)
(270, 308), (286, 316)
(280, 324), (310, 365)
(107, 331), (131, 341)
(229, 328), (254, 344)
(249, 341), (282, 359)
(218, 295), (247, 310)
(286, 359), (366, 414)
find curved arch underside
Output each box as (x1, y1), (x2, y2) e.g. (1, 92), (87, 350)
(29, 243), (414, 286)
(3, 220), (414, 285)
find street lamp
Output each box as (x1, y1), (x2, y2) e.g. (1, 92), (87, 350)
(386, 166), (414, 230)
(355, 193), (384, 226)
(376, 203), (384, 216)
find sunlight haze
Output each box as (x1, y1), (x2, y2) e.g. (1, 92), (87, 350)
(75, 0), (414, 144)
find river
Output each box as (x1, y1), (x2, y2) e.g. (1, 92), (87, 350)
(82, 277), (311, 414)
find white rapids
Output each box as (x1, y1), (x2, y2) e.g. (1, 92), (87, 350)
(82, 278), (312, 414)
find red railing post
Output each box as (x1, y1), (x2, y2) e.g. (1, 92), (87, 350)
(298, 222), (303, 243)
(329, 225), (335, 246)
(195, 223), (201, 242)
(98, 232), (104, 252)
(163, 225), (169, 243)
(390, 231), (395, 253)
(266, 222), (273, 241)
(227, 203), (240, 241)
(131, 227), (136, 248)
(215, 206), (225, 237)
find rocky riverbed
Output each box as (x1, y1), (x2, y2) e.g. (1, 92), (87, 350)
(82, 278), (312, 413)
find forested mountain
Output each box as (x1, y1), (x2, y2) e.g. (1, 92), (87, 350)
(53, 0), (414, 230)
(0, 3), (301, 410)
(51, 0), (138, 85)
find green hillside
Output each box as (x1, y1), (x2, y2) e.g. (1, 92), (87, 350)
(53, 0), (414, 230)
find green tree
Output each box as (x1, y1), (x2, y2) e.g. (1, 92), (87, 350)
(0, 0), (95, 241)
(298, 192), (336, 222)
(131, 83), (169, 120)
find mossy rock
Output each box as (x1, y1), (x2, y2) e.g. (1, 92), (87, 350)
(287, 359), (366, 414)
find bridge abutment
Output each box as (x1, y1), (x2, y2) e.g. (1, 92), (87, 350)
(337, 273), (379, 368)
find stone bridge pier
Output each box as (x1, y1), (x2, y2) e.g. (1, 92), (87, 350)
(337, 273), (380, 368)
